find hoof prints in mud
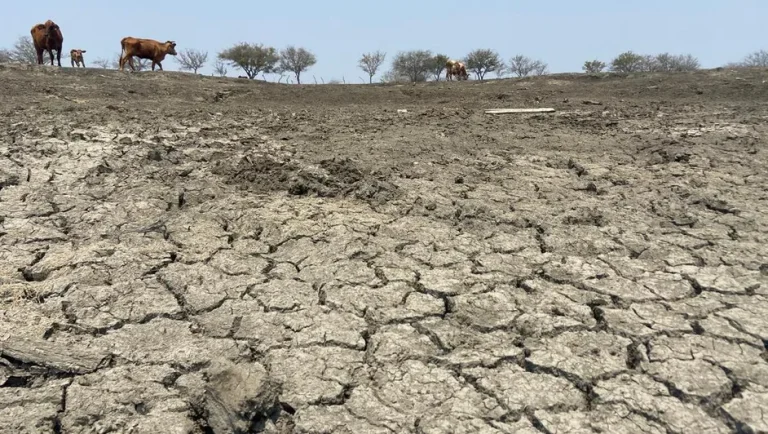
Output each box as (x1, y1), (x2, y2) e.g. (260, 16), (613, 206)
(221, 155), (399, 203)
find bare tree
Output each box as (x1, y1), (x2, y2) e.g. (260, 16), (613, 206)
(91, 57), (112, 69)
(278, 46), (317, 84)
(532, 60), (548, 76)
(213, 59), (227, 77)
(464, 49), (503, 80)
(391, 50), (433, 82)
(508, 55), (539, 77)
(583, 60), (606, 73)
(358, 51), (386, 83)
(176, 48), (208, 74)
(219, 42), (278, 79)
(115, 53), (149, 71)
(430, 54), (450, 81)
(9, 35), (44, 64)
(738, 49), (768, 67)
(610, 51), (700, 73)
(654, 53), (699, 72)
(0, 48), (11, 63)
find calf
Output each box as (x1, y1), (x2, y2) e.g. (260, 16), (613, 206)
(30, 20), (63, 66)
(70, 49), (86, 67)
(119, 37), (177, 71)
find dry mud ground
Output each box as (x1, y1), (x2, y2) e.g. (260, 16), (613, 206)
(0, 63), (767, 434)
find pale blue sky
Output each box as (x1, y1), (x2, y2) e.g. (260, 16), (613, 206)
(3, 0), (765, 81)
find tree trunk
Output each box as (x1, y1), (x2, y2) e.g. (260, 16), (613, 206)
(296, 71), (301, 84)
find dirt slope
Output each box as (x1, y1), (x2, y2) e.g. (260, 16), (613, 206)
(1, 63), (767, 433)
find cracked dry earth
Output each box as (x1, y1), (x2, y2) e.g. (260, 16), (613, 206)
(1, 64), (767, 434)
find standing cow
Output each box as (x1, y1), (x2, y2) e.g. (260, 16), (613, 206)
(446, 59), (468, 81)
(70, 49), (86, 67)
(119, 37), (177, 71)
(30, 20), (63, 66)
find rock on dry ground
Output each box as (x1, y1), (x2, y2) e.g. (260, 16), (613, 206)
(0, 63), (767, 433)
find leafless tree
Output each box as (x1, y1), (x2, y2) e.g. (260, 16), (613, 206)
(91, 57), (112, 69)
(9, 35), (45, 64)
(176, 48), (208, 74)
(654, 53), (699, 72)
(464, 49), (503, 80)
(583, 60), (606, 73)
(213, 59), (227, 76)
(219, 42), (278, 79)
(115, 53), (149, 71)
(508, 55), (547, 77)
(277, 46), (317, 84)
(737, 49), (768, 67)
(358, 50), (386, 83)
(532, 60), (548, 76)
(0, 48), (11, 63)
(611, 51), (699, 73)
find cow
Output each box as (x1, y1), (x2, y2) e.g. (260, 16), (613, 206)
(446, 60), (469, 81)
(70, 49), (86, 67)
(30, 20), (63, 66)
(445, 60), (457, 80)
(119, 37), (177, 71)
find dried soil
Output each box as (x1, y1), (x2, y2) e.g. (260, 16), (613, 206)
(1, 63), (767, 433)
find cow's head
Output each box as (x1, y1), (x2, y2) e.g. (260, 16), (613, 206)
(164, 41), (178, 56)
(43, 20), (58, 37)
(71, 49), (85, 58)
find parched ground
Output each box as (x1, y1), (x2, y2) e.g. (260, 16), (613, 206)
(1, 63), (767, 434)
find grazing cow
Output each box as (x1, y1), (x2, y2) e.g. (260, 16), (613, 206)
(30, 20), (63, 66)
(445, 60), (457, 80)
(70, 49), (86, 67)
(446, 60), (469, 81)
(119, 37), (177, 71)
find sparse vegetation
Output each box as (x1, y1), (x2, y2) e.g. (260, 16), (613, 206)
(508, 55), (548, 77)
(218, 43), (278, 79)
(0, 48), (11, 63)
(610, 51), (645, 73)
(278, 46), (317, 84)
(430, 54), (449, 81)
(390, 50), (434, 82)
(176, 48), (208, 74)
(358, 51), (386, 83)
(729, 49), (768, 68)
(583, 60), (606, 74)
(464, 49), (503, 80)
(91, 58), (112, 69)
(213, 59), (228, 77)
(7, 35), (45, 64)
(611, 51), (700, 73)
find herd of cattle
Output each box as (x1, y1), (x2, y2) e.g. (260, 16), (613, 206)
(30, 19), (177, 71)
(30, 18), (467, 79)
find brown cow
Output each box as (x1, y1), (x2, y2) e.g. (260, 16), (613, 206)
(446, 60), (468, 81)
(119, 37), (177, 71)
(30, 20), (63, 66)
(70, 49), (86, 67)
(445, 59), (457, 80)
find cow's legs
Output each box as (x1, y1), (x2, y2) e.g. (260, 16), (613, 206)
(57, 49), (62, 67)
(47, 49), (54, 66)
(35, 47), (44, 65)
